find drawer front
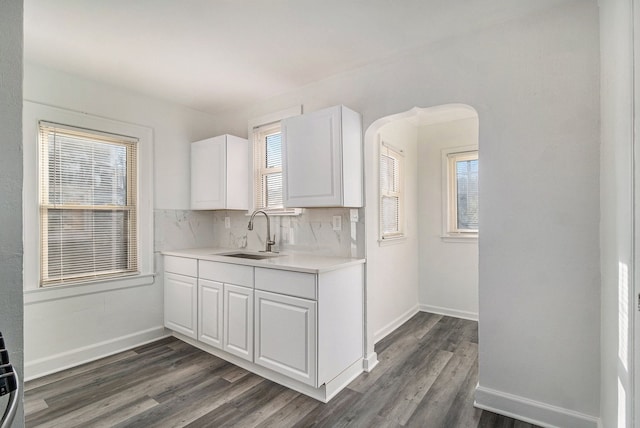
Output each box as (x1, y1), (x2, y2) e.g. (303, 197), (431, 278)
(199, 260), (254, 287)
(255, 268), (316, 300)
(164, 256), (198, 277)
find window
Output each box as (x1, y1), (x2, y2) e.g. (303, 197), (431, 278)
(249, 106), (302, 214)
(253, 122), (284, 210)
(379, 141), (404, 240)
(443, 148), (479, 239)
(39, 121), (139, 286)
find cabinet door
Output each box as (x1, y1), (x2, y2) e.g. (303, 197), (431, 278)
(254, 290), (317, 386)
(223, 284), (254, 361)
(191, 136), (226, 209)
(164, 272), (197, 339)
(282, 106), (342, 207)
(198, 279), (223, 349)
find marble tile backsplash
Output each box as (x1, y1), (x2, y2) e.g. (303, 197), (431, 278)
(212, 208), (364, 258)
(154, 208), (365, 259)
(154, 209), (215, 252)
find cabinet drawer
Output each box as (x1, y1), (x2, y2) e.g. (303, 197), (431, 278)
(255, 268), (316, 300)
(199, 260), (253, 287)
(164, 256), (197, 277)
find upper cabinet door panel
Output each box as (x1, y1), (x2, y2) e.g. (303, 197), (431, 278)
(282, 107), (341, 206)
(191, 135), (248, 210)
(282, 105), (363, 208)
(191, 136), (226, 210)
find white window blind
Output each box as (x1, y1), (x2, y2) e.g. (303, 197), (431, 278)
(254, 122), (286, 210)
(39, 121), (139, 286)
(455, 157), (479, 230)
(380, 141), (404, 239)
(445, 150), (479, 235)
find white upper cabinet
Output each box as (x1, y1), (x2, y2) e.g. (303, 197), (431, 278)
(282, 105), (363, 207)
(191, 134), (248, 210)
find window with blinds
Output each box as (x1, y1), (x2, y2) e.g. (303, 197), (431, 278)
(446, 150), (479, 234)
(380, 141), (404, 239)
(39, 121), (139, 286)
(253, 122), (287, 211)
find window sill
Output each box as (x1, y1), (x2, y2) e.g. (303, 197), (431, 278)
(245, 208), (303, 216)
(24, 273), (156, 305)
(441, 234), (478, 243)
(378, 235), (407, 246)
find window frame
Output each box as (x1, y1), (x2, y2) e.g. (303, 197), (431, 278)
(442, 145), (479, 242)
(248, 106), (302, 215)
(38, 121), (140, 287)
(253, 121), (286, 212)
(379, 139), (405, 243)
(23, 101), (154, 297)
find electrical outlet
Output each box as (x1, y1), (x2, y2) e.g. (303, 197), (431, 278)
(332, 215), (342, 231)
(224, 217), (230, 229)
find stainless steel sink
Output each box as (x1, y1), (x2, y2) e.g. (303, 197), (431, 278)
(218, 251), (280, 260)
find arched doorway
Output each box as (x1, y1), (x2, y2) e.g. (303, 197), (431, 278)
(362, 104), (479, 370)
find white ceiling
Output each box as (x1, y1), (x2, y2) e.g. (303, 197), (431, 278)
(24, 0), (573, 115)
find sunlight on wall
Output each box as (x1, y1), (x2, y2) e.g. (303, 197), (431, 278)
(617, 261), (629, 427)
(618, 262), (629, 371)
(617, 377), (626, 428)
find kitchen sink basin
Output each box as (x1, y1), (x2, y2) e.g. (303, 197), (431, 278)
(218, 252), (281, 260)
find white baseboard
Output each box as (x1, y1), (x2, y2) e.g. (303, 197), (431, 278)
(475, 385), (600, 428)
(374, 304), (419, 343)
(363, 351), (379, 372)
(24, 326), (169, 381)
(419, 304), (478, 321)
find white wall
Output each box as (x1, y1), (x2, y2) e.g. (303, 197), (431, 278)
(0, 1), (24, 425)
(599, 0), (635, 426)
(418, 117), (479, 320)
(22, 64), (221, 379)
(366, 119), (420, 343)
(211, 1), (601, 426)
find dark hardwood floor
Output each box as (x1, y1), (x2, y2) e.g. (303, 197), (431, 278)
(25, 313), (540, 427)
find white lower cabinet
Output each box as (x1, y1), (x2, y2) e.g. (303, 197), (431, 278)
(198, 279), (223, 349)
(254, 290), (317, 387)
(223, 283), (254, 361)
(164, 272), (198, 339)
(163, 254), (364, 402)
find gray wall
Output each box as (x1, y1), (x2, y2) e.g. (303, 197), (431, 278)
(0, 0), (24, 426)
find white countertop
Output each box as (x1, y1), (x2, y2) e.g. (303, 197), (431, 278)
(162, 247), (365, 274)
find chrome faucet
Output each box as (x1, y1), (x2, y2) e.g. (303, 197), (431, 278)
(248, 210), (276, 253)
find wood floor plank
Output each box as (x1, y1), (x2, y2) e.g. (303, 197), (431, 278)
(82, 397), (160, 428)
(26, 347), (212, 425)
(185, 380), (297, 427)
(25, 313), (543, 428)
(220, 364), (251, 383)
(254, 393), (321, 428)
(26, 343), (181, 404)
(404, 341), (478, 427)
(442, 349), (483, 427)
(116, 372), (265, 428)
(290, 387), (362, 428)
(23, 398), (48, 416)
(23, 350), (139, 392)
(376, 348), (453, 425)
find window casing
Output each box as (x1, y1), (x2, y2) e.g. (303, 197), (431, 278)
(253, 122), (285, 210)
(379, 141), (404, 240)
(39, 122), (139, 286)
(443, 148), (478, 239)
